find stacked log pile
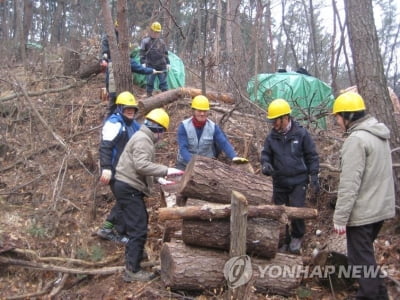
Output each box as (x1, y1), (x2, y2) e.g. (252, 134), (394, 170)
(158, 155), (318, 296)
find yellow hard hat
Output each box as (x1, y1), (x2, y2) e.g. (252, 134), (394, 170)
(146, 108), (169, 130)
(115, 91), (138, 108)
(267, 99), (291, 119)
(151, 22), (162, 32)
(332, 92), (366, 114)
(191, 95), (210, 111)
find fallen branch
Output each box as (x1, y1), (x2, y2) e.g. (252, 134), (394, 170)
(0, 255), (159, 275)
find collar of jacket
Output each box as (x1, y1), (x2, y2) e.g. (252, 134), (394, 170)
(141, 125), (158, 143)
(343, 114), (371, 137)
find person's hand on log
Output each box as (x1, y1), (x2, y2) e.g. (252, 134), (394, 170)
(232, 157), (248, 164)
(158, 177), (175, 185)
(167, 167), (184, 177)
(333, 223), (346, 235)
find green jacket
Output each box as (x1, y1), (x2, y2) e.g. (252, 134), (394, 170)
(333, 115), (395, 227)
(115, 126), (168, 196)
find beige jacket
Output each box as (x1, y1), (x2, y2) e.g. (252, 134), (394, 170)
(333, 115), (395, 227)
(115, 126), (168, 196)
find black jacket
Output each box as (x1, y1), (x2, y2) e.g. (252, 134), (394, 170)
(260, 120), (319, 187)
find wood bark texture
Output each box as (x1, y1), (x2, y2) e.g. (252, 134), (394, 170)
(181, 218), (280, 258)
(158, 203), (318, 221)
(160, 241), (302, 296)
(179, 155), (273, 205)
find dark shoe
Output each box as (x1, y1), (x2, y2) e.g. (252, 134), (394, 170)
(289, 237), (302, 254)
(278, 243), (288, 253)
(123, 269), (156, 282)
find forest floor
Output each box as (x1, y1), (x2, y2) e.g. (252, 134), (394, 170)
(0, 65), (399, 300)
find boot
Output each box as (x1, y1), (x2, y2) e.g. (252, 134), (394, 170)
(123, 269), (156, 282)
(289, 237), (303, 254)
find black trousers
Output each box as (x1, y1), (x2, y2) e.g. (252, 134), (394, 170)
(105, 180), (126, 235)
(347, 221), (389, 300)
(113, 180), (148, 272)
(273, 183), (306, 239)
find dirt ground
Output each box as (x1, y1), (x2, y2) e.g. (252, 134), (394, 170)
(0, 67), (399, 299)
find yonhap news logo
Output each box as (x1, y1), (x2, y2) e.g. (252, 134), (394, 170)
(223, 255), (253, 288)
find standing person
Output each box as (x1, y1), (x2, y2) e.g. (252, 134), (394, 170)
(176, 95), (248, 170)
(97, 91), (141, 244)
(260, 98), (320, 254)
(332, 92), (395, 299)
(140, 21), (170, 97)
(113, 108), (184, 281)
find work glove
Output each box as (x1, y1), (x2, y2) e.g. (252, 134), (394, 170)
(153, 69), (163, 74)
(100, 169), (112, 184)
(333, 223), (346, 235)
(142, 63), (146, 68)
(157, 177), (175, 185)
(262, 162), (274, 176)
(232, 157), (248, 164)
(102, 53), (108, 60)
(167, 167), (185, 177)
(166, 64), (171, 71)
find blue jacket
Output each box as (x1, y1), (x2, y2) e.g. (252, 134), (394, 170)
(261, 120), (319, 187)
(177, 118), (237, 167)
(99, 113), (141, 175)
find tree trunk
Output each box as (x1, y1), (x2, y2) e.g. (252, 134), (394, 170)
(158, 203), (318, 222)
(160, 241), (302, 296)
(179, 155), (273, 205)
(344, 0), (400, 204)
(181, 218), (280, 259)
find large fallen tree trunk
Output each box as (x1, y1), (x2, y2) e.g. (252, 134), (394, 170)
(160, 241), (302, 296)
(179, 155), (273, 205)
(182, 218), (280, 258)
(158, 203), (318, 221)
(137, 87), (235, 116)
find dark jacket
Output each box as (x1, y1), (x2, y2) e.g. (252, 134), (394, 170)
(261, 120), (319, 187)
(140, 37), (170, 70)
(99, 113), (141, 175)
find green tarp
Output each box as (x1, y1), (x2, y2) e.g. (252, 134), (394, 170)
(247, 72), (334, 128)
(130, 48), (185, 90)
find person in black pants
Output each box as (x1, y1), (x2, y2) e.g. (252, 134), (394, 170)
(332, 92), (395, 299)
(260, 98), (320, 254)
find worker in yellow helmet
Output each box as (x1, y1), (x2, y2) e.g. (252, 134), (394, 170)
(114, 108), (184, 282)
(140, 22), (170, 97)
(97, 91), (141, 244)
(332, 92), (394, 299)
(175, 95), (248, 170)
(261, 98), (320, 254)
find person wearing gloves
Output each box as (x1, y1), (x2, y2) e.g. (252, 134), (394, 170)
(175, 95), (248, 170)
(97, 91), (141, 244)
(260, 98), (319, 254)
(114, 108), (184, 282)
(140, 21), (170, 97)
(332, 92), (395, 300)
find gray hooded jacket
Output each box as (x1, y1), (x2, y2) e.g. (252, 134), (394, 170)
(333, 115), (395, 227)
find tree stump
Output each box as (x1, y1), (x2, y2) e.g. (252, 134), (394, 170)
(182, 218), (280, 258)
(160, 241), (302, 296)
(179, 155), (273, 205)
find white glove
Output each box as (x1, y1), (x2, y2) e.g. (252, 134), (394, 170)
(153, 69), (162, 74)
(166, 64), (171, 71)
(102, 53), (108, 59)
(100, 169), (112, 184)
(167, 167), (184, 176)
(334, 223), (346, 235)
(157, 177), (175, 185)
(142, 63), (146, 68)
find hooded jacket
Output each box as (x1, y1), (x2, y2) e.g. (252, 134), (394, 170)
(115, 126), (168, 196)
(333, 115), (395, 227)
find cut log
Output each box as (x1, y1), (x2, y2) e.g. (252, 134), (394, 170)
(182, 218), (280, 258)
(179, 155), (273, 205)
(160, 241), (302, 296)
(137, 87), (235, 117)
(158, 203), (318, 222)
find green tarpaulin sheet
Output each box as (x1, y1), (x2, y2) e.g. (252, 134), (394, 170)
(247, 72), (334, 128)
(130, 48), (185, 90)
